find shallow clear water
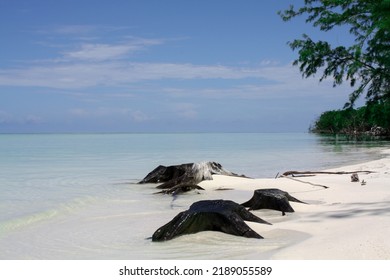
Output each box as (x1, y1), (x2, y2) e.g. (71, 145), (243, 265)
(0, 133), (389, 259)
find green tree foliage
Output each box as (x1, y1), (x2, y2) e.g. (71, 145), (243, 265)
(279, 0), (390, 107)
(311, 100), (390, 136)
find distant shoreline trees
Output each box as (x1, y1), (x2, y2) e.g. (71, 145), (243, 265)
(279, 0), (390, 138)
(310, 101), (390, 138)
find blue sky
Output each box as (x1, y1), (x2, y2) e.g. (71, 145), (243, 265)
(0, 0), (357, 133)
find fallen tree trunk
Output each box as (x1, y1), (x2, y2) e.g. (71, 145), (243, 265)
(139, 161), (249, 195)
(281, 170), (374, 177)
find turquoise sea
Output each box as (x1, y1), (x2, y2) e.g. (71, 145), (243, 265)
(1, 133), (389, 259)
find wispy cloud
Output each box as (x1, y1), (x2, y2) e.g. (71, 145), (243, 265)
(0, 60), (288, 89)
(64, 43), (135, 61)
(62, 38), (164, 61)
(68, 107), (151, 122)
(0, 110), (43, 125)
(0, 25), (346, 102)
(0, 58), (345, 102)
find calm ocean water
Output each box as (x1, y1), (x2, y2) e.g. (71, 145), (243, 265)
(1, 133), (389, 259)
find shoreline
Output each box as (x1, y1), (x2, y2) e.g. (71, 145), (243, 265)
(1, 140), (389, 260)
(199, 148), (390, 259)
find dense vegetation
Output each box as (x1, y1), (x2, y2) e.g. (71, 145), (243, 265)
(310, 100), (390, 137)
(279, 0), (390, 138)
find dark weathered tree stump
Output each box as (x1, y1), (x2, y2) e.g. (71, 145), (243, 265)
(138, 163), (193, 184)
(152, 199), (271, 241)
(241, 188), (307, 216)
(139, 162), (248, 195)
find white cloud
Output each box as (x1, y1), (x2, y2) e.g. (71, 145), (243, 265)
(158, 64), (349, 100)
(0, 60), (285, 88)
(260, 60), (280, 66)
(63, 38), (163, 61)
(0, 28), (351, 105)
(68, 107), (151, 122)
(0, 52), (353, 108)
(0, 59), (349, 104)
(64, 43), (136, 61)
(0, 26), (294, 89)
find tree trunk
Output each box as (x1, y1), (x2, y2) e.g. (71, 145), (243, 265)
(139, 161), (249, 195)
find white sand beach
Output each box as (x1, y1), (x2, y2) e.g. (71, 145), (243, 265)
(1, 138), (389, 260)
(199, 149), (390, 259)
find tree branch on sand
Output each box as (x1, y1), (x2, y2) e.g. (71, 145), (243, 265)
(281, 170), (374, 177)
(279, 170), (375, 189)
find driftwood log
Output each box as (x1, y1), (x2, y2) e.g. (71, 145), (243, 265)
(152, 199), (271, 241)
(241, 188), (307, 216)
(139, 161), (248, 195)
(281, 170), (374, 177)
(279, 170), (375, 189)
